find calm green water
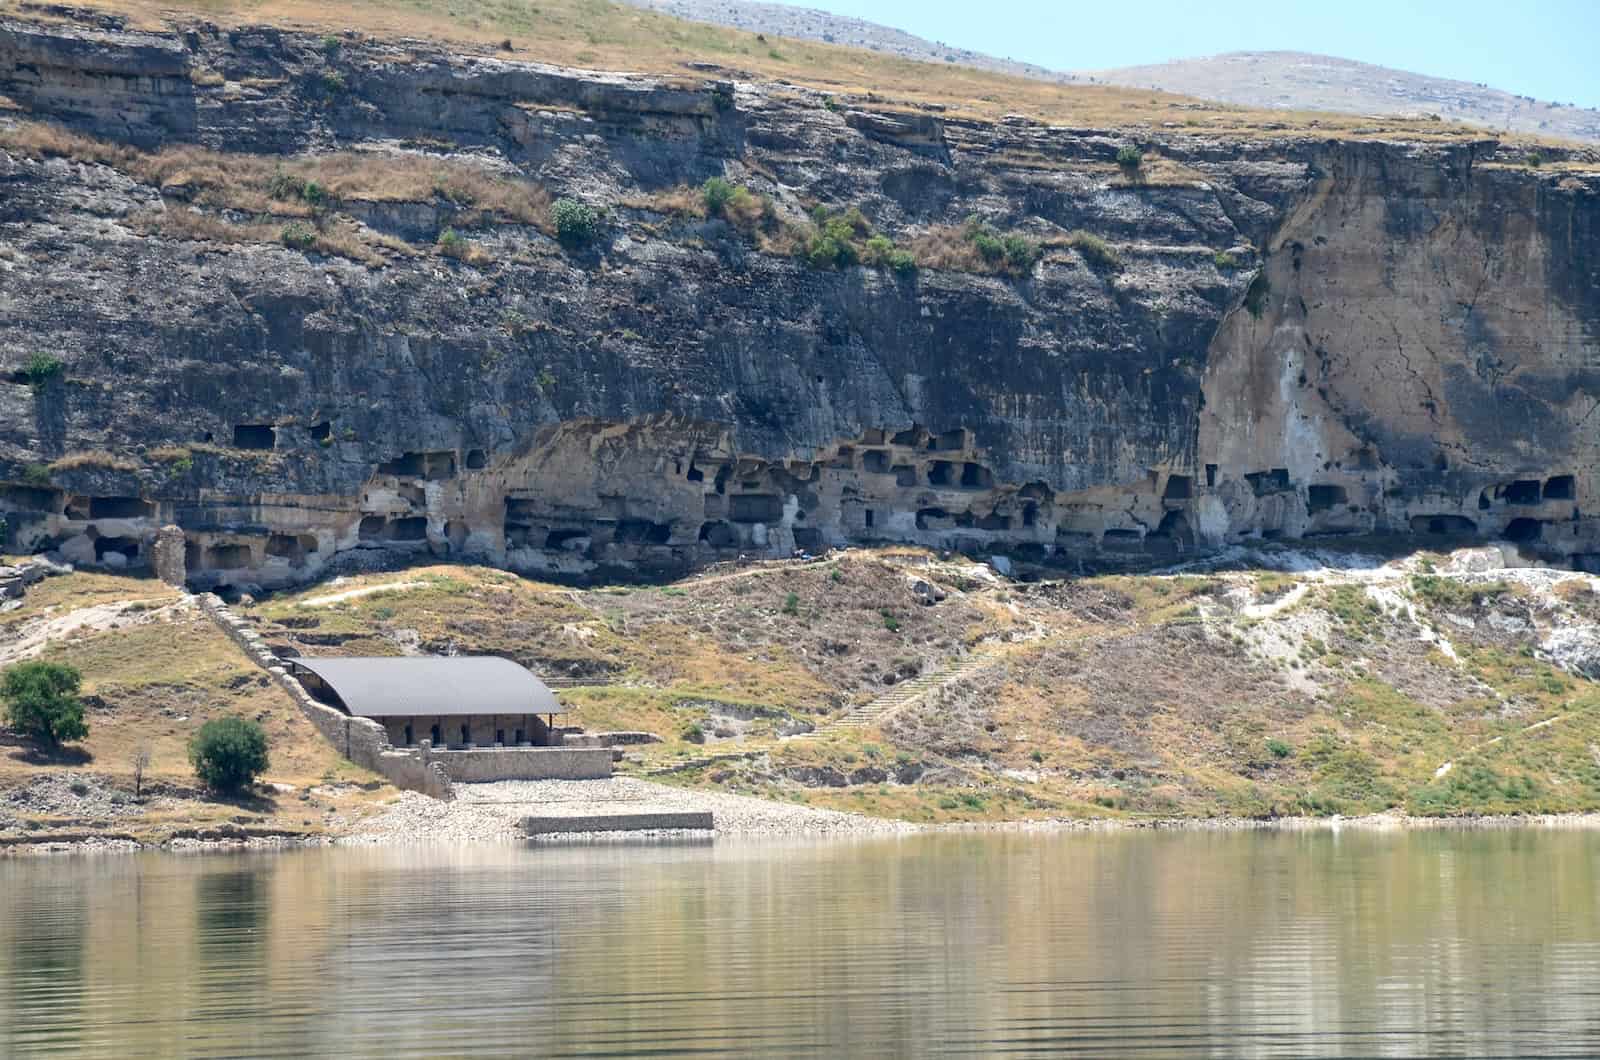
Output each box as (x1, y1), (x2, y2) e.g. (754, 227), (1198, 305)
(1, 829), (1598, 1057)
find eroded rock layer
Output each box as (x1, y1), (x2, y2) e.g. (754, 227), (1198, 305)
(0, 12), (1596, 589)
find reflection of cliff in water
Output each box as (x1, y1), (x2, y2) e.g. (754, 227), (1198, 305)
(0, 834), (1598, 1054)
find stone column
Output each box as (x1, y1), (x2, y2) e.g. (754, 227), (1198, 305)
(151, 525), (188, 587)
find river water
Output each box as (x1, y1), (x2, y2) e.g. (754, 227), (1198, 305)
(1, 828), (1598, 1057)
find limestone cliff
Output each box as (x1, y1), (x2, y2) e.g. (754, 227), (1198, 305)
(0, 11), (1596, 591)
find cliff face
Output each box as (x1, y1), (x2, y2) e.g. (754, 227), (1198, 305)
(0, 11), (1596, 590)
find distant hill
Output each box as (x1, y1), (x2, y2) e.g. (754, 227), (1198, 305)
(1094, 52), (1600, 144)
(621, 0), (1600, 143)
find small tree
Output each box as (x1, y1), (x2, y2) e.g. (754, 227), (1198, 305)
(131, 744), (152, 799)
(1, 661), (88, 749)
(551, 197), (599, 247)
(188, 716), (269, 794)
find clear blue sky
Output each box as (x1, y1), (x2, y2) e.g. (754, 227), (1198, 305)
(765, 0), (1600, 109)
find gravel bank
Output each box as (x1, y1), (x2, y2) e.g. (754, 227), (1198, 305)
(343, 777), (918, 844)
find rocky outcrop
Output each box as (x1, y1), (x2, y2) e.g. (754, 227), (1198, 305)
(0, 10), (1596, 589)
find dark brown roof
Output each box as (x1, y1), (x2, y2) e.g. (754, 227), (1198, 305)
(289, 656), (560, 718)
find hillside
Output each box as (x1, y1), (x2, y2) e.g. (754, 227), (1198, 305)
(619, 0), (1600, 143)
(0, 565), (389, 847)
(240, 544), (1600, 823)
(1095, 52), (1600, 145)
(0, 0), (1597, 835)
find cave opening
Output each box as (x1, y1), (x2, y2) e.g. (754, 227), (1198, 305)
(1503, 517), (1543, 543)
(698, 521), (736, 547)
(87, 497), (152, 520)
(729, 494), (783, 524)
(959, 463), (993, 490)
(206, 543), (252, 568)
(1504, 480), (1542, 505)
(976, 511), (1010, 532)
(1147, 511), (1194, 553)
(385, 517), (429, 542)
(1410, 515), (1477, 536)
(465, 448), (487, 470)
(544, 529), (589, 550)
(1307, 484), (1348, 513)
(94, 536), (140, 562)
(233, 425), (276, 450)
(1245, 469), (1292, 496)
(616, 519), (672, 544)
(1544, 475), (1575, 500)
(1162, 474), (1192, 501)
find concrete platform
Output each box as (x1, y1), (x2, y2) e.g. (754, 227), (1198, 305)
(521, 812), (714, 835)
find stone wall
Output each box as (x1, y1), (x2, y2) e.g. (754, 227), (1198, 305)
(197, 594), (455, 799)
(522, 812), (714, 835)
(422, 745), (613, 783)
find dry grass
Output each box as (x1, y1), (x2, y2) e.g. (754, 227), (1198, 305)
(622, 185), (707, 218)
(0, 120), (552, 228)
(0, 574), (390, 843)
(47, 450), (140, 473)
(0, 0), (1551, 145)
(131, 207), (278, 245)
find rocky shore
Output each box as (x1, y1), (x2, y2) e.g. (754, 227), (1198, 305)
(11, 779), (1600, 856)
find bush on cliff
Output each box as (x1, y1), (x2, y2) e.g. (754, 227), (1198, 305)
(189, 716), (270, 793)
(552, 197), (600, 247)
(1, 661), (88, 749)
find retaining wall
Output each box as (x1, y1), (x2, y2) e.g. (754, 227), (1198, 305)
(422, 745), (613, 782)
(522, 812), (714, 835)
(197, 594), (455, 799)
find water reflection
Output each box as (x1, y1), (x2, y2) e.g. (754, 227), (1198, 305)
(0, 829), (1597, 1056)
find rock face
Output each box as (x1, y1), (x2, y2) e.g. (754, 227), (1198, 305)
(0, 12), (1596, 590)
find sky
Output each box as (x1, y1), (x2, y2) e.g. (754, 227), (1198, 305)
(763, 0), (1600, 109)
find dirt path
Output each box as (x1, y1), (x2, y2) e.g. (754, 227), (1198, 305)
(298, 580), (426, 607)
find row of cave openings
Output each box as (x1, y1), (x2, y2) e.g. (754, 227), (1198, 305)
(226, 425), (491, 478)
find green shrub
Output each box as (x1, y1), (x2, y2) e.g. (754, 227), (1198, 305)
(1410, 575), (1507, 611)
(188, 716), (270, 793)
(321, 70), (345, 93)
(1213, 251), (1239, 269)
(21, 464), (51, 487)
(1116, 145), (1143, 169)
(1265, 738), (1293, 759)
(680, 722), (706, 745)
(269, 171), (325, 205)
(436, 227), (465, 250)
(1525, 152), (1543, 167)
(24, 352), (63, 391)
(1067, 230), (1120, 271)
(552, 197), (599, 247)
(881, 610), (900, 632)
(280, 222), (317, 250)
(321, 34), (342, 51)
(1, 661), (88, 748)
(960, 218), (1040, 276)
(701, 176), (735, 215)
(1408, 764), (1537, 815)
(782, 591), (800, 615)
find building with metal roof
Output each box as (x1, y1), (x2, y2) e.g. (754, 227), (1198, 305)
(289, 656), (568, 750)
